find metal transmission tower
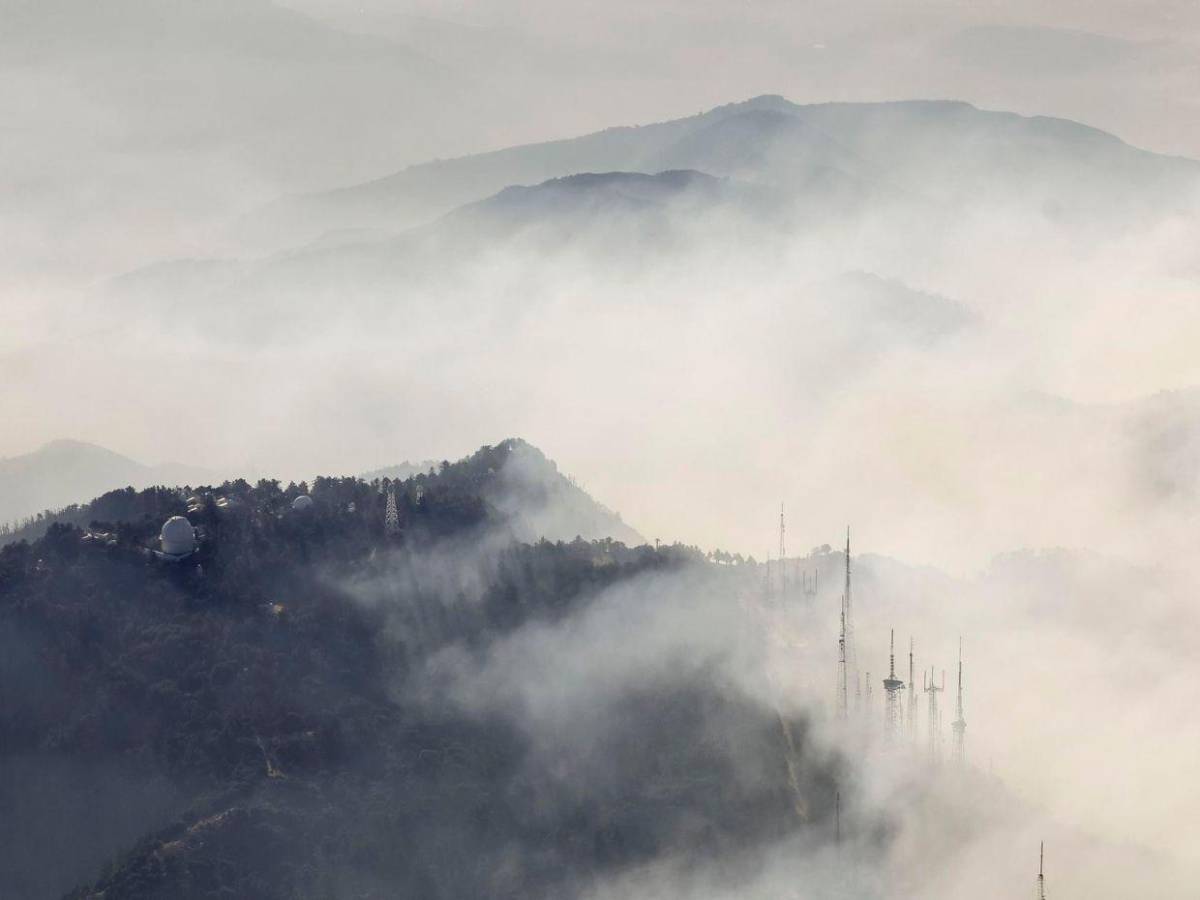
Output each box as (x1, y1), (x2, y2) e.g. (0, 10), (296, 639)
(951, 638), (966, 765)
(801, 569), (818, 599)
(1036, 842), (1046, 900)
(779, 504), (787, 600)
(883, 629), (905, 739)
(837, 605), (849, 718)
(924, 667), (945, 760)
(384, 489), (400, 537)
(835, 791), (841, 846)
(907, 637), (918, 741)
(843, 527), (858, 709)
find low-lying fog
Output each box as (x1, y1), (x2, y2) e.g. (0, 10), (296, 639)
(4, 4), (1200, 895)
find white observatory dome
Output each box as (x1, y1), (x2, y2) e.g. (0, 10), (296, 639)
(160, 516), (196, 556)
(292, 495), (314, 511)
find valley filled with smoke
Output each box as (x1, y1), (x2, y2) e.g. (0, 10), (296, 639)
(3, 1), (1200, 897)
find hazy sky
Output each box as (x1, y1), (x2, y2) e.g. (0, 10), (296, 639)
(281, 0), (1200, 156)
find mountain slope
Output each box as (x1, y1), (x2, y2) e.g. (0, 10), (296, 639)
(0, 439), (214, 528)
(1, 439), (642, 549)
(239, 95), (1200, 250)
(101, 169), (793, 340)
(475, 438), (643, 545)
(0, 442), (813, 899)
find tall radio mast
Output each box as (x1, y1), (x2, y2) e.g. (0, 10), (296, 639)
(883, 629), (905, 739)
(843, 527), (857, 708)
(779, 503), (787, 600)
(951, 638), (966, 765)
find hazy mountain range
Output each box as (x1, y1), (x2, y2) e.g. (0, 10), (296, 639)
(0, 440), (215, 528)
(101, 94), (1199, 347)
(238, 94), (1200, 252)
(6, 0), (1199, 286)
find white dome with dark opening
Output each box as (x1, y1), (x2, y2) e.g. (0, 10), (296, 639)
(160, 516), (196, 556)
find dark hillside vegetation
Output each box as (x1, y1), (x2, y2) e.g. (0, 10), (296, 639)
(1, 438), (641, 550)
(0, 440), (838, 899)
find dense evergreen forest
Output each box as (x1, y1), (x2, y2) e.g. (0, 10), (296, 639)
(0, 440), (839, 899)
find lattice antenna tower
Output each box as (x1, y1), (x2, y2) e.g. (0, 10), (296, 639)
(384, 487), (400, 537)
(883, 629), (905, 739)
(924, 666), (945, 761)
(779, 503), (787, 600)
(951, 638), (966, 765)
(837, 603), (848, 718)
(843, 527), (858, 708)
(1036, 842), (1046, 900)
(835, 791), (841, 845)
(907, 637), (918, 741)
(765, 550), (773, 602)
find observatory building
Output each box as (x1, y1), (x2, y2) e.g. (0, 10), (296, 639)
(158, 516), (196, 560)
(292, 494), (314, 512)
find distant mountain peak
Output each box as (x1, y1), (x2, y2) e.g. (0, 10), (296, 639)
(462, 439), (643, 545)
(34, 437), (113, 453)
(705, 93), (800, 116)
(234, 92), (1193, 254)
(365, 439), (643, 546)
(0, 439), (215, 530)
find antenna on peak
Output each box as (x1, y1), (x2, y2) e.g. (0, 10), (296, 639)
(907, 636), (917, 739)
(779, 503), (787, 600)
(764, 550), (772, 603)
(1037, 842), (1046, 900)
(835, 791), (841, 845)
(883, 627), (905, 740)
(924, 664), (945, 762)
(837, 598), (848, 718)
(952, 637), (966, 765)
(842, 525), (857, 709)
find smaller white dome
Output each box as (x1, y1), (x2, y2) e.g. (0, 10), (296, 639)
(160, 516), (196, 556)
(291, 495), (314, 511)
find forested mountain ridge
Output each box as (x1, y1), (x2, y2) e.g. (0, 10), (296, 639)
(2, 438), (642, 550)
(0, 439), (823, 899)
